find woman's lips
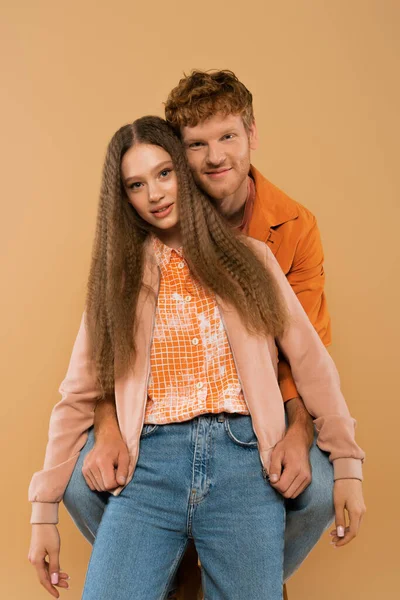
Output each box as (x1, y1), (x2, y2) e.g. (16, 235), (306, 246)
(151, 203), (174, 219)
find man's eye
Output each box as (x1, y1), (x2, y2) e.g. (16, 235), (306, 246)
(188, 142), (204, 149)
(222, 134), (234, 141)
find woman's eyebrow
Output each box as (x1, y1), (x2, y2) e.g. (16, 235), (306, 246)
(124, 160), (173, 184)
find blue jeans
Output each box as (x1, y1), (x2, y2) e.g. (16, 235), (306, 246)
(75, 414), (285, 600)
(64, 416), (334, 596)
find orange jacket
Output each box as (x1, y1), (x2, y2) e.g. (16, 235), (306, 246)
(249, 165), (331, 402)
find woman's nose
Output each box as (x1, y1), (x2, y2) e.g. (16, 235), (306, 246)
(149, 184), (164, 203)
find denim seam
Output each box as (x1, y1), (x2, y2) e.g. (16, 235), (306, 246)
(140, 424), (159, 438)
(187, 420), (201, 536)
(159, 539), (189, 600)
(224, 417), (258, 448)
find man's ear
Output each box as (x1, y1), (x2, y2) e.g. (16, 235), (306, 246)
(248, 120), (259, 151)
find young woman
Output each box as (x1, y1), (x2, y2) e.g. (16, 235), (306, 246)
(28, 116), (365, 600)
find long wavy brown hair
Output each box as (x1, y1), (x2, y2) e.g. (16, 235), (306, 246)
(86, 116), (287, 394)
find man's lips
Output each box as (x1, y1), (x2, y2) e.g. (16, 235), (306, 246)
(204, 167), (232, 179)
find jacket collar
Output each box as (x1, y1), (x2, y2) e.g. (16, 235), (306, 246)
(248, 165), (298, 243)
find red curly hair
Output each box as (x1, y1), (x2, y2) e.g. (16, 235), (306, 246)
(164, 70), (254, 132)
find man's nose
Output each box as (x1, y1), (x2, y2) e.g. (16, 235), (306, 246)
(206, 143), (226, 167)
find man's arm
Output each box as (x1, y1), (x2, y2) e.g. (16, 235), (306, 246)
(93, 394), (120, 440)
(81, 395), (130, 491)
(269, 215), (331, 498)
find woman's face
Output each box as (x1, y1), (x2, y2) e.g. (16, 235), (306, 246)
(121, 143), (180, 233)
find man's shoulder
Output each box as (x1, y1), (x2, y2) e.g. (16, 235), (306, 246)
(250, 166), (316, 232)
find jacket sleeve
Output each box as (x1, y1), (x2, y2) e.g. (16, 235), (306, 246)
(278, 216), (332, 402)
(266, 245), (365, 480)
(28, 313), (101, 524)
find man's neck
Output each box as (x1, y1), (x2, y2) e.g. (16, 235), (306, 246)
(218, 176), (249, 227)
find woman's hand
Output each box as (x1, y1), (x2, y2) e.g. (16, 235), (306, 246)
(330, 479), (366, 547)
(28, 524), (70, 597)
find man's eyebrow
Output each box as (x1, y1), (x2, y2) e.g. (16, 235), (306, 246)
(183, 129), (240, 144)
(124, 160), (173, 183)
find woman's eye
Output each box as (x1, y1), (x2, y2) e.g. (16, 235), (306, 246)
(160, 169), (172, 178)
(129, 182), (142, 190)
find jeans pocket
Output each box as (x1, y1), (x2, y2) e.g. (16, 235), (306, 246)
(224, 414), (258, 447)
(140, 424), (159, 438)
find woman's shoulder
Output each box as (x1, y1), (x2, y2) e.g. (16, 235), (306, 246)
(241, 236), (269, 261)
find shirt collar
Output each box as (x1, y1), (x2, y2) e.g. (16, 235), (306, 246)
(151, 235), (183, 270)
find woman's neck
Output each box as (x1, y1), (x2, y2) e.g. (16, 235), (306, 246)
(152, 225), (182, 250)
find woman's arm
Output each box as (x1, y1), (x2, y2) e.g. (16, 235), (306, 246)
(265, 245), (365, 480)
(29, 313), (102, 524)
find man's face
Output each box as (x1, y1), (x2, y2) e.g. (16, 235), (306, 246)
(181, 113), (258, 203)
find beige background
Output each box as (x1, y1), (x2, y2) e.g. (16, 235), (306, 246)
(1, 1), (399, 598)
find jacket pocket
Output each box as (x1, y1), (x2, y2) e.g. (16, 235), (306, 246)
(224, 414), (258, 447)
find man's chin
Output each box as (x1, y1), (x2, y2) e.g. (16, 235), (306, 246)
(203, 182), (236, 202)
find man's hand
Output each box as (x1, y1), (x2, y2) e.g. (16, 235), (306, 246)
(82, 395), (130, 492)
(269, 397), (314, 499)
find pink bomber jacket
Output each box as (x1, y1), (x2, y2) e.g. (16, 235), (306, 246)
(29, 238), (365, 524)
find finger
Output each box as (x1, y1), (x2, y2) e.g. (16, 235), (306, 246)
(268, 445), (284, 484)
(330, 526), (350, 545)
(48, 546), (60, 589)
(36, 559), (59, 598)
(272, 466), (298, 495)
(85, 468), (102, 492)
(100, 460), (119, 490)
(336, 508), (362, 547)
(58, 572), (70, 580)
(90, 464), (107, 491)
(280, 473), (304, 499)
(334, 501), (346, 540)
(82, 466), (96, 491)
(288, 475), (309, 499)
(116, 448), (130, 486)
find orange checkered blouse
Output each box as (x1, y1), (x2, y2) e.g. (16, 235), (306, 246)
(144, 236), (249, 424)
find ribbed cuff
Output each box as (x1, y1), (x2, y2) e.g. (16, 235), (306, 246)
(333, 457), (363, 481)
(30, 502), (59, 524)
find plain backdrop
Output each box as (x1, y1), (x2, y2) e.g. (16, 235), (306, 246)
(1, 1), (399, 598)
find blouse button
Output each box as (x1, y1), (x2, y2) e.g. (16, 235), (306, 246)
(191, 338), (199, 346)
(178, 261), (185, 269)
(196, 382), (204, 389)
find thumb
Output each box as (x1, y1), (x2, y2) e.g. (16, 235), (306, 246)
(335, 501), (346, 538)
(115, 446), (130, 485)
(48, 546), (60, 585)
(269, 444), (284, 484)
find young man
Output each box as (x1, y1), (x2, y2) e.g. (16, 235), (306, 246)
(63, 71), (336, 598)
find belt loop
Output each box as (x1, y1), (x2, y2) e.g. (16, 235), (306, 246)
(217, 413), (226, 423)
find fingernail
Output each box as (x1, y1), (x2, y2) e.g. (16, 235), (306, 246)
(51, 573), (59, 585)
(118, 476), (126, 483)
(269, 474), (279, 483)
(337, 526), (345, 537)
